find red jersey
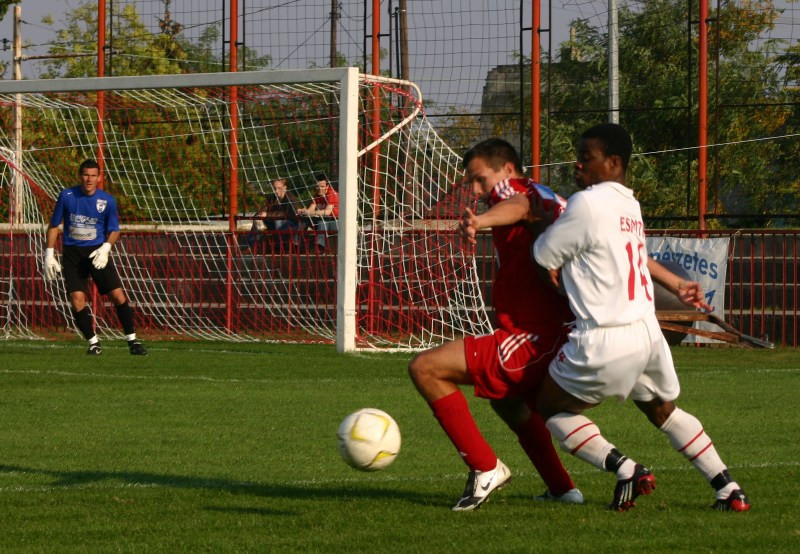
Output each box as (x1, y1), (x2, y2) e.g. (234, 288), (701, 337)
(487, 178), (573, 335)
(313, 187), (339, 217)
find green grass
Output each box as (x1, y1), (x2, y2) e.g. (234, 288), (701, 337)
(0, 340), (798, 552)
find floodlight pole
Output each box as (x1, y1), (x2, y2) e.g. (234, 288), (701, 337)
(227, 0), (241, 333)
(698, 0), (709, 230)
(12, 4), (22, 225)
(330, 0), (339, 67)
(97, 0), (106, 177)
(531, 1), (541, 181)
(366, 0), (382, 335)
(608, 0), (619, 124)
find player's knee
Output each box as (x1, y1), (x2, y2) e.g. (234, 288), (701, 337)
(635, 398), (675, 428)
(407, 352), (432, 385)
(490, 397), (530, 429)
(108, 288), (127, 305)
(69, 292), (87, 311)
(535, 382), (561, 421)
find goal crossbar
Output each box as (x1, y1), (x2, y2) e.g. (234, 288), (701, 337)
(0, 68), (357, 94)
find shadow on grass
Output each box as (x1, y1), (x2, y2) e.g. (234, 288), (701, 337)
(0, 464), (446, 508)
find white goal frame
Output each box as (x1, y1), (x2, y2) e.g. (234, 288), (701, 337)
(0, 68), (492, 353)
(0, 68), (362, 351)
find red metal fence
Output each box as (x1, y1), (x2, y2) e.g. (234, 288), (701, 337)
(2, 228), (797, 347)
(473, 229), (797, 348)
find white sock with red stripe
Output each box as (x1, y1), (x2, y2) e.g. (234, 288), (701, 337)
(660, 408), (733, 493)
(546, 412), (635, 476)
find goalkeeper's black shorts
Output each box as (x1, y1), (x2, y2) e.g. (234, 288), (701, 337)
(62, 245), (123, 295)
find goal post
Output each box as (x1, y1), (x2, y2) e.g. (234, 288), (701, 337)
(336, 68), (359, 352)
(0, 68), (492, 351)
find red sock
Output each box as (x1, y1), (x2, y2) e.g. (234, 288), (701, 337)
(431, 390), (496, 471)
(514, 411), (575, 495)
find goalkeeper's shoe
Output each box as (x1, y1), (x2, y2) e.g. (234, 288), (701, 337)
(611, 464), (656, 512)
(452, 459), (511, 512)
(712, 489), (751, 512)
(128, 340), (148, 356)
(87, 343), (102, 355)
(533, 487), (585, 504)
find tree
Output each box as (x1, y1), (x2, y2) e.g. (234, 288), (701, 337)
(40, 0), (184, 78)
(537, 0), (798, 227)
(0, 1), (14, 21)
(34, 0), (283, 219)
(432, 1), (797, 227)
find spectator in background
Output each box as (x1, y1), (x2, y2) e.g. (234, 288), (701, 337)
(297, 174), (339, 252)
(248, 178), (300, 249)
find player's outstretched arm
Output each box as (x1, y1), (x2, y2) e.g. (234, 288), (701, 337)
(647, 258), (713, 312)
(459, 194), (531, 245)
(458, 207), (481, 245)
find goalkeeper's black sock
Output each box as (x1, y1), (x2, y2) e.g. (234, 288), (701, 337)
(72, 306), (96, 341)
(115, 301), (136, 335)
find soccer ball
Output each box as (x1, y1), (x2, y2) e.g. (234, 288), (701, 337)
(337, 408), (401, 471)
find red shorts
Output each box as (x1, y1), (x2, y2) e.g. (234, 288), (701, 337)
(464, 329), (567, 400)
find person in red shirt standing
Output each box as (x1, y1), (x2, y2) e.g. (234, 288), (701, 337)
(408, 138), (582, 511)
(297, 174), (339, 251)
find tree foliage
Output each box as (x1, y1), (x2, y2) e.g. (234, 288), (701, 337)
(0, 1), (14, 21)
(30, 0), (800, 227)
(34, 0), (283, 221)
(40, 0), (271, 77)
(438, 0), (799, 227)
(544, 0), (798, 227)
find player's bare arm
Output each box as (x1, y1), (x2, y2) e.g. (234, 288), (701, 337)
(104, 230), (120, 247)
(46, 225), (60, 249)
(459, 194), (531, 245)
(647, 258), (712, 312)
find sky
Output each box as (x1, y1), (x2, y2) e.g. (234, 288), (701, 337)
(5, 0), (798, 111)
(1, 0), (624, 115)
(7, 1), (800, 75)
(5, 1), (596, 79)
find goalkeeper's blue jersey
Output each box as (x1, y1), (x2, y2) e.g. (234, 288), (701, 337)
(50, 186), (120, 247)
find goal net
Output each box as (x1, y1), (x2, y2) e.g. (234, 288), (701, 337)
(0, 69), (492, 351)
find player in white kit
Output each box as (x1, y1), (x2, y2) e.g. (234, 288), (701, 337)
(531, 123), (750, 512)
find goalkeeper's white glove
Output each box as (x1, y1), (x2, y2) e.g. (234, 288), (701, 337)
(44, 248), (62, 280)
(89, 242), (112, 269)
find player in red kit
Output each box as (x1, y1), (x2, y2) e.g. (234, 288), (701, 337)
(408, 138), (582, 511)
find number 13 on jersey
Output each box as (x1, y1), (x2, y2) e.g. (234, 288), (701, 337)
(626, 241), (652, 302)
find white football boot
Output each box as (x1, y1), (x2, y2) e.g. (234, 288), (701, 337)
(452, 459), (511, 511)
(533, 487), (585, 504)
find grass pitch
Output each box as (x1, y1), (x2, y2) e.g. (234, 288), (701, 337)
(0, 340), (797, 552)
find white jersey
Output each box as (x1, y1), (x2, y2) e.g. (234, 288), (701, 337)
(533, 181), (655, 327)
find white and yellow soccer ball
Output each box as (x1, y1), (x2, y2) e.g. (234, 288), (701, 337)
(337, 408), (401, 471)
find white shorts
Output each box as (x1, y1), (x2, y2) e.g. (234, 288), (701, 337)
(549, 313), (680, 404)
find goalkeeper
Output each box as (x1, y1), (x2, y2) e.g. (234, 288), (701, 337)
(44, 159), (147, 356)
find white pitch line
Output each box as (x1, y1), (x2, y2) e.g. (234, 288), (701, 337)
(680, 367), (800, 375)
(0, 368), (407, 385)
(0, 344), (290, 356)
